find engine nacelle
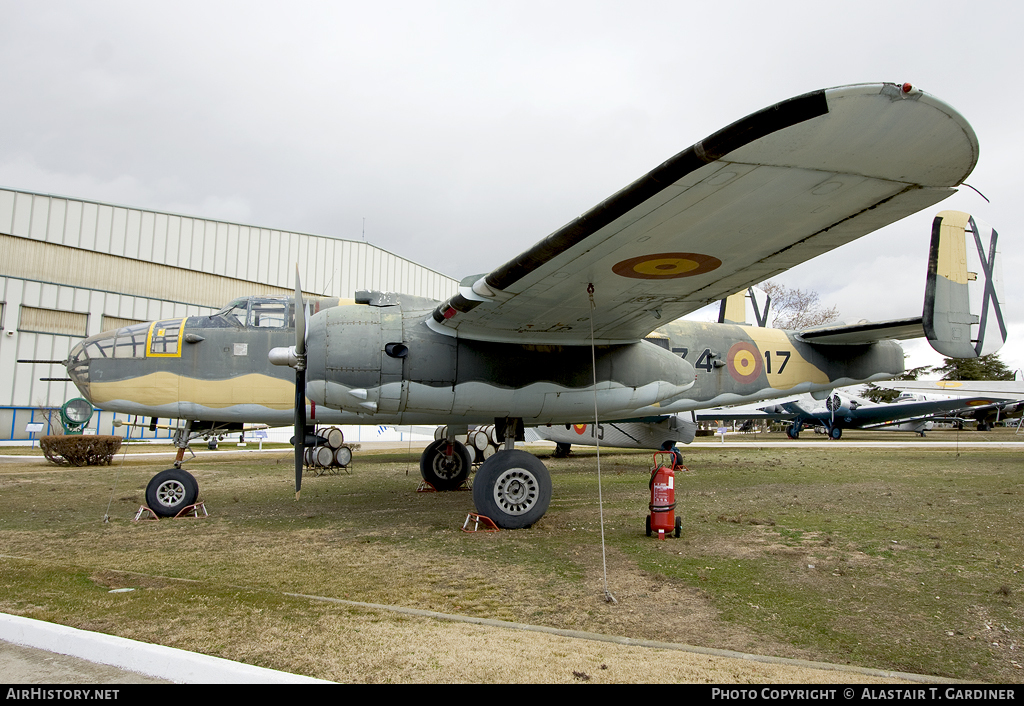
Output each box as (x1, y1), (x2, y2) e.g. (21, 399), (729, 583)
(303, 302), (696, 423)
(305, 303), (415, 415)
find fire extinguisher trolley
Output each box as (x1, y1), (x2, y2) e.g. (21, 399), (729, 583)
(647, 452), (682, 538)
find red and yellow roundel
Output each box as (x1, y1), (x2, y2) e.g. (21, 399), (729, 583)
(612, 252), (722, 280)
(727, 342), (763, 384)
(573, 424), (588, 435)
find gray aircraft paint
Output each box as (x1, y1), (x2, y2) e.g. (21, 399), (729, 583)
(68, 294), (904, 427)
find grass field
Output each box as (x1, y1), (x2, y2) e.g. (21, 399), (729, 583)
(1, 431), (1021, 682)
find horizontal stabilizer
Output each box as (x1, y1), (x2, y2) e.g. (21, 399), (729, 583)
(924, 211), (1005, 358)
(796, 317), (924, 346)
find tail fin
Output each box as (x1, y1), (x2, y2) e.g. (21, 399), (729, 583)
(718, 286), (772, 327)
(924, 210), (1005, 358)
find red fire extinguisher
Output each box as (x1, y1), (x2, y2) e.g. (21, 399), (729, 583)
(647, 452), (682, 539)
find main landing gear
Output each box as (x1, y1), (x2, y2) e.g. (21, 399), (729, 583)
(418, 419), (553, 529)
(473, 450), (551, 529)
(420, 439), (474, 490)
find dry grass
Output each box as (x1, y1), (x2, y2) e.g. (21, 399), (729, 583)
(1, 432), (1022, 682)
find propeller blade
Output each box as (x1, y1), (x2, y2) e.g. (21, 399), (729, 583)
(295, 367), (305, 499)
(295, 264), (306, 357)
(294, 264), (306, 500)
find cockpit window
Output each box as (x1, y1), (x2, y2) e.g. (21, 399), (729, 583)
(216, 298), (249, 328)
(214, 297), (293, 329)
(249, 299), (290, 329)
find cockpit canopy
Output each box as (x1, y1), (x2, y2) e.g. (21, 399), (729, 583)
(215, 296), (294, 329)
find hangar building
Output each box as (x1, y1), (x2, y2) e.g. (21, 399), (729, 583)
(0, 187), (459, 440)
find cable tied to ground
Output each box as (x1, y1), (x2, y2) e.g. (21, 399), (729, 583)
(588, 283), (617, 604)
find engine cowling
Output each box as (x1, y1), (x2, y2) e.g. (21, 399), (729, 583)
(303, 303), (697, 423)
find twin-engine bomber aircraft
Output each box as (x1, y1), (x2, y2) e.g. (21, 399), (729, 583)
(64, 83), (1001, 528)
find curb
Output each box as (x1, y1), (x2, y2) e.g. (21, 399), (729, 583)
(0, 613), (331, 684)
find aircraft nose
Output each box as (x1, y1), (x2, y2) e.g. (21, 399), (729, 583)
(66, 339), (93, 400)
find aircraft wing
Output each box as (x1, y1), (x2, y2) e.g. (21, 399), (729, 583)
(694, 397), (805, 421)
(848, 397), (1006, 426)
(694, 409), (799, 422)
(874, 380), (1024, 399)
(429, 83), (978, 345)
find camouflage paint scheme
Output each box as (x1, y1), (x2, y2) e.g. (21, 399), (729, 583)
(67, 83), (977, 432)
(67, 295), (903, 428)
(60, 83), (991, 527)
(924, 211), (1004, 359)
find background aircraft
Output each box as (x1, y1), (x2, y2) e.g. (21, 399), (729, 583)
(734, 390), (1008, 439)
(527, 416), (695, 462)
(874, 381), (1024, 431)
(64, 83), (996, 528)
(534, 385), (1009, 457)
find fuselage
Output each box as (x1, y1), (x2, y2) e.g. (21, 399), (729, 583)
(67, 292), (906, 427)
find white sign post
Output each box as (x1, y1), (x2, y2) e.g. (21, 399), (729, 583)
(25, 423), (45, 448)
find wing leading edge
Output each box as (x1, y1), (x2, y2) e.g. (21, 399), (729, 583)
(429, 83), (978, 345)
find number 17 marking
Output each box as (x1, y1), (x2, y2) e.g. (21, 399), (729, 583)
(764, 350), (791, 374)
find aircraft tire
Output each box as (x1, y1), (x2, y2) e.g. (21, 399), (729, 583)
(472, 450), (552, 529)
(787, 426), (800, 440)
(552, 443), (571, 458)
(419, 439), (472, 490)
(145, 469), (199, 518)
(829, 426), (842, 440)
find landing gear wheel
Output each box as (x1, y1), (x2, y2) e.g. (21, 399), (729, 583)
(419, 439), (473, 490)
(553, 442), (571, 458)
(787, 425), (800, 440)
(472, 450), (552, 529)
(146, 469), (199, 517)
(829, 426), (843, 440)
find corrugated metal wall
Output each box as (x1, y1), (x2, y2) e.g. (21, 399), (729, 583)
(0, 188), (460, 429)
(0, 188), (457, 304)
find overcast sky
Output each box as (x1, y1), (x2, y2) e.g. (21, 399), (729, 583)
(1, 0), (1020, 376)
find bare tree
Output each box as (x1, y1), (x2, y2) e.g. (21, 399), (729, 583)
(759, 281), (839, 330)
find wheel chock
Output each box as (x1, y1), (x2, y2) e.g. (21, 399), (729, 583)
(133, 506), (159, 521)
(133, 502), (208, 521)
(175, 502), (208, 519)
(418, 480), (472, 493)
(462, 513), (500, 533)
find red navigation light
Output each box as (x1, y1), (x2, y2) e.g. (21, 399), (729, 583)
(902, 82), (913, 93)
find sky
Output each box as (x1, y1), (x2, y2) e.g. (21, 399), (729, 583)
(1, 0), (1020, 377)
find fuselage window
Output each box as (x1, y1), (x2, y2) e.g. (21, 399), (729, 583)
(112, 323), (150, 359)
(149, 319), (184, 356)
